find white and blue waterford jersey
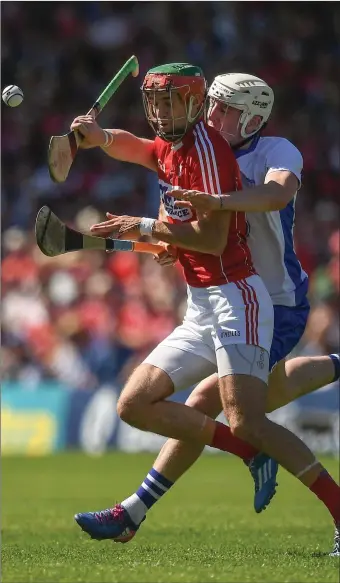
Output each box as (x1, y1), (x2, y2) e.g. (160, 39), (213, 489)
(235, 136), (308, 307)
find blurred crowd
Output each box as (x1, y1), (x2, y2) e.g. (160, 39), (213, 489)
(2, 2), (339, 390)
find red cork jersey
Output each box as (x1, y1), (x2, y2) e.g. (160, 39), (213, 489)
(154, 120), (256, 287)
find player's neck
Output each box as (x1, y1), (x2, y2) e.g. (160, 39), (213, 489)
(235, 136), (256, 151)
(233, 133), (261, 152)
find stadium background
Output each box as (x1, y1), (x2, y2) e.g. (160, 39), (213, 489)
(1, 2), (339, 456)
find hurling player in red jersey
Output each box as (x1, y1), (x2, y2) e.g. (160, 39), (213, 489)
(70, 64), (339, 547)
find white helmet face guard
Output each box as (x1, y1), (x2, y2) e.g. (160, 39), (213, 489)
(207, 97), (245, 142)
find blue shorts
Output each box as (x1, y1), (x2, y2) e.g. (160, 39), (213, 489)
(270, 297), (310, 371)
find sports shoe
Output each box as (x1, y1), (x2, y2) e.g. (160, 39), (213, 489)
(329, 523), (340, 557)
(248, 453), (278, 513)
(75, 503), (144, 542)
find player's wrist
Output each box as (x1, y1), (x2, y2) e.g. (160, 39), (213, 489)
(213, 195), (222, 210)
(217, 194), (231, 211)
(140, 217), (156, 236)
(101, 129), (114, 148)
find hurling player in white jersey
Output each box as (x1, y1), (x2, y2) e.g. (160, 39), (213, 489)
(120, 74), (339, 555)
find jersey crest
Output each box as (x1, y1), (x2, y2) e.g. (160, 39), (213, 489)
(159, 179), (193, 221)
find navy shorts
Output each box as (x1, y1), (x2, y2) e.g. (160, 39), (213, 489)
(270, 297), (310, 371)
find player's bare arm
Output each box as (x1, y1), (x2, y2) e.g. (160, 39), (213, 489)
(151, 210), (231, 256)
(168, 170), (299, 213)
(90, 209), (231, 256)
(153, 203), (178, 267)
(70, 116), (157, 171)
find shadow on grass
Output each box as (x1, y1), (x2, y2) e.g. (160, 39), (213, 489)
(283, 548), (333, 559)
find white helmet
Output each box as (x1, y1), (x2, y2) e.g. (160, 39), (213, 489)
(208, 73), (274, 139)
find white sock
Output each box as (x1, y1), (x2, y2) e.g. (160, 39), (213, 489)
(121, 493), (148, 525)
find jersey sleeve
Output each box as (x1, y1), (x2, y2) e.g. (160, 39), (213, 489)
(265, 138), (303, 185)
(189, 133), (240, 195)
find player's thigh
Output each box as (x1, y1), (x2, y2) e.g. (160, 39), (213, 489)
(211, 274), (274, 360)
(266, 300), (310, 411)
(119, 362), (175, 412)
(185, 373), (222, 419)
(213, 343), (271, 432)
(269, 300), (309, 372)
(219, 368), (268, 430)
(143, 323), (217, 393)
(211, 273), (273, 390)
(210, 275), (272, 424)
(266, 358), (287, 412)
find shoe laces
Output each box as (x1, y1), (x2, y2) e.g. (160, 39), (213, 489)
(94, 504), (125, 524)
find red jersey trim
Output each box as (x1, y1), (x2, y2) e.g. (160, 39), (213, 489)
(193, 122), (222, 195)
(193, 121), (230, 284)
(198, 122), (222, 193)
(236, 279), (260, 345)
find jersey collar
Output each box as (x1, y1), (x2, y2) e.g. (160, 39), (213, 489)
(233, 134), (260, 159)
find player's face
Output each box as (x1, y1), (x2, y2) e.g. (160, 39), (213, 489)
(207, 99), (243, 145)
(149, 91), (187, 133)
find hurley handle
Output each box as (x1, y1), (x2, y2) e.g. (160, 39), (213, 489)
(88, 55), (139, 118)
(106, 239), (163, 254)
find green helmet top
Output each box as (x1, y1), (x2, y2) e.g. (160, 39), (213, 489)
(146, 63), (204, 78)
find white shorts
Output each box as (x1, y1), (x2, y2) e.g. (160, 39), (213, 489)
(143, 274), (274, 391)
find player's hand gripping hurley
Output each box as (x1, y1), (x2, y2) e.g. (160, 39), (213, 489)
(35, 206), (163, 257)
(48, 55), (139, 183)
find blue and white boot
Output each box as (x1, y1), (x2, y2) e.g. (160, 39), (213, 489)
(248, 453), (279, 513)
(75, 503), (144, 543)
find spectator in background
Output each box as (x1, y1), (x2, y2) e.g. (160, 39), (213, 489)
(1, 2), (339, 389)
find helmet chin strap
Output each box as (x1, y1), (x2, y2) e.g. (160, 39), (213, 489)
(232, 122), (267, 150)
(214, 109), (265, 149)
(218, 128), (255, 148)
(188, 95), (205, 124)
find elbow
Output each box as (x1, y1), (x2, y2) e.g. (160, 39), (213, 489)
(265, 181), (294, 211)
(269, 185), (294, 211)
(274, 197), (289, 211)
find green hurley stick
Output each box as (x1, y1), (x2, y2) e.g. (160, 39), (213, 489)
(48, 55), (139, 183)
(89, 55), (139, 117)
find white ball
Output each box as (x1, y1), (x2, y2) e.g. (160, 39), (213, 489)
(2, 85), (24, 107)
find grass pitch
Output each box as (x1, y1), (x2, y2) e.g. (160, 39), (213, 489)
(2, 452), (339, 582)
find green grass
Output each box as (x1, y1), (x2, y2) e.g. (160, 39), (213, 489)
(2, 452), (339, 582)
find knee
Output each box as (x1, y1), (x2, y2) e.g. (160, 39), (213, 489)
(117, 394), (143, 428)
(116, 365), (153, 427)
(229, 415), (265, 444)
(229, 417), (250, 441)
(186, 388), (209, 412)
